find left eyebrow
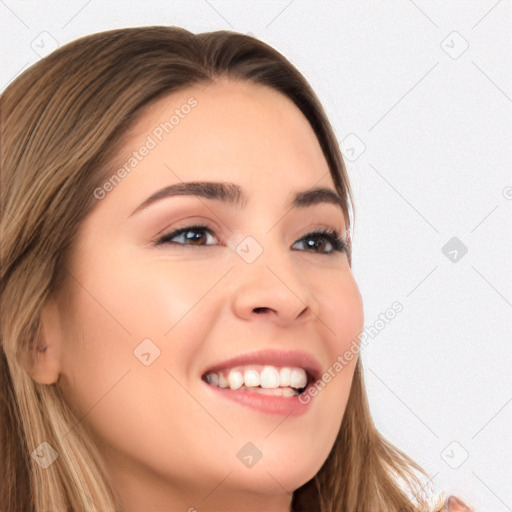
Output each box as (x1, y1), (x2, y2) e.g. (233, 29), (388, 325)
(128, 181), (345, 218)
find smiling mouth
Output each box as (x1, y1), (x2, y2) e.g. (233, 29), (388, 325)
(201, 364), (314, 397)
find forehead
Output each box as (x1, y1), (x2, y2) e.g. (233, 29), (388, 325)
(95, 79), (336, 221)
(116, 78), (330, 180)
(129, 78), (315, 144)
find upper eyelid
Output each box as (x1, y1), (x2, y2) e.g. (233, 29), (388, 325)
(150, 206), (346, 238)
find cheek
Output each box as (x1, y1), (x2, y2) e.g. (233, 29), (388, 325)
(56, 257), (227, 480)
(312, 266), (364, 356)
(309, 270), (364, 418)
(56, 244), (226, 432)
(333, 278), (364, 355)
(58, 249), (208, 384)
(68, 238), (221, 352)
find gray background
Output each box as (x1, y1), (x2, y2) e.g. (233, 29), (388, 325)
(1, 1), (511, 509)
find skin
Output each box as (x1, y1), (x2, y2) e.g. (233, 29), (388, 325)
(32, 78), (364, 512)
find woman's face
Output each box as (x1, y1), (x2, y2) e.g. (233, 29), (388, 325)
(48, 79), (364, 510)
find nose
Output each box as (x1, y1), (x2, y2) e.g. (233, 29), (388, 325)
(230, 244), (319, 328)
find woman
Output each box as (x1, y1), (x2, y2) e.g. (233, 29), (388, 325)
(0, 26), (471, 512)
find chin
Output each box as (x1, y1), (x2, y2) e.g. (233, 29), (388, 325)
(226, 446), (327, 496)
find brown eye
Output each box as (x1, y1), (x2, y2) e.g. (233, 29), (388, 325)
(157, 225), (216, 246)
(292, 229), (348, 255)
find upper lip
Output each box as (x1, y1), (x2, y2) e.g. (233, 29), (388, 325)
(202, 349), (322, 382)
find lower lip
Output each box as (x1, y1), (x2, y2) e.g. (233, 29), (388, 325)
(204, 383), (314, 416)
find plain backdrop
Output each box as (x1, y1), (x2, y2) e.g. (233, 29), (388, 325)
(1, 1), (511, 510)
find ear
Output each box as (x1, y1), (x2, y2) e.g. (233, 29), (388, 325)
(23, 296), (63, 385)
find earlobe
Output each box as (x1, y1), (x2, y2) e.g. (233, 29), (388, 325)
(23, 298), (63, 385)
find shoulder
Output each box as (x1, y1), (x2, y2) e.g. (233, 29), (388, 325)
(435, 494), (473, 511)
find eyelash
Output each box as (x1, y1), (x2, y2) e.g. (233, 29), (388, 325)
(155, 224), (348, 255)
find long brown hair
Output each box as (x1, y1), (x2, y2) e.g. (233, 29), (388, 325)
(0, 26), (444, 511)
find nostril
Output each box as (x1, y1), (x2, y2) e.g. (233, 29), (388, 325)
(253, 307), (270, 314)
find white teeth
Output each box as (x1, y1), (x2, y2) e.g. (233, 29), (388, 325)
(279, 367), (291, 387)
(218, 373), (228, 388)
(290, 368), (308, 389)
(205, 365), (309, 393)
(243, 369), (260, 387)
(260, 366), (280, 388)
(227, 370), (244, 390)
